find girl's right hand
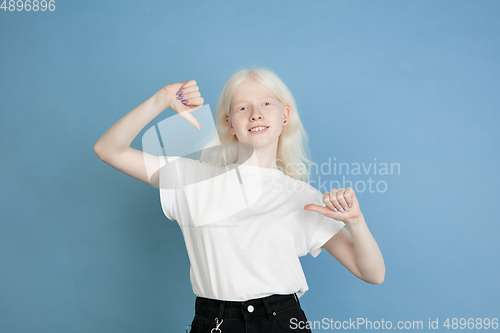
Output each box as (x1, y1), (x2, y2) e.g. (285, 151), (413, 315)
(159, 80), (203, 131)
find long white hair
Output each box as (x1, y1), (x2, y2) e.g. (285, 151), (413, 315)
(200, 67), (314, 183)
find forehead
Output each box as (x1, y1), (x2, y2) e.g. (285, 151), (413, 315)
(231, 79), (277, 105)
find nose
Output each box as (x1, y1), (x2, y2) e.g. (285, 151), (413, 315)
(249, 107), (264, 120)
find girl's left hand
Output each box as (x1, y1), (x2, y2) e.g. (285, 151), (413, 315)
(304, 187), (361, 222)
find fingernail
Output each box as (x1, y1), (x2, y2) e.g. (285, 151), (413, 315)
(180, 87), (184, 90)
(339, 208), (344, 213)
(176, 95), (183, 100)
(348, 204), (352, 208)
(182, 100), (188, 104)
(344, 207), (349, 212)
(333, 208), (338, 212)
(176, 91), (183, 95)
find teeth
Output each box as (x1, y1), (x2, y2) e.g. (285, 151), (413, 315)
(250, 126), (267, 132)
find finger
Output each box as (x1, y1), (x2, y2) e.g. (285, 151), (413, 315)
(182, 91), (201, 101)
(329, 189), (344, 212)
(175, 81), (194, 97)
(182, 80), (197, 89)
(322, 192), (337, 212)
(182, 97), (204, 107)
(176, 85), (199, 99)
(344, 187), (354, 208)
(182, 85), (200, 94)
(336, 189), (349, 212)
(177, 109), (201, 131)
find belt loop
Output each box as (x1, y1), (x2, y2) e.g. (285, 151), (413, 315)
(262, 298), (273, 320)
(217, 300), (225, 321)
(294, 293), (302, 308)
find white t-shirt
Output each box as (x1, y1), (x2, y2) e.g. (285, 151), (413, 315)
(156, 155), (345, 301)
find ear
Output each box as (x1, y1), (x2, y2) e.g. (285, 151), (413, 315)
(226, 116), (235, 135)
(284, 106), (291, 123)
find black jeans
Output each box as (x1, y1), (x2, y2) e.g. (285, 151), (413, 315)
(187, 293), (313, 333)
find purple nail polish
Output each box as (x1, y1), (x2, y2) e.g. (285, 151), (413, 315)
(348, 204), (352, 208)
(333, 208), (338, 212)
(344, 207), (349, 212)
(177, 95), (183, 100)
(176, 91), (183, 95)
(339, 208), (344, 213)
(180, 87), (184, 90)
(182, 100), (188, 104)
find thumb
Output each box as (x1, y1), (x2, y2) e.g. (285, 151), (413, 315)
(178, 110), (201, 131)
(303, 204), (330, 216)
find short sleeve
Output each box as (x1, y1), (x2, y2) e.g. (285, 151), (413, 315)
(302, 187), (345, 258)
(158, 155), (180, 221)
(157, 155), (218, 223)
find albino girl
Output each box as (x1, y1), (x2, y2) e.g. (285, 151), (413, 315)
(94, 68), (385, 333)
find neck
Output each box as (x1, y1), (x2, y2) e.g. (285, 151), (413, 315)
(234, 142), (279, 169)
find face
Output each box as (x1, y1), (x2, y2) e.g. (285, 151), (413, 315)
(226, 77), (290, 150)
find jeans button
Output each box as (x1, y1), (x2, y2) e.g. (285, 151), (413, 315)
(247, 305), (254, 313)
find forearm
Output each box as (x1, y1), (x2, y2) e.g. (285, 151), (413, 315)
(94, 88), (169, 157)
(344, 213), (385, 284)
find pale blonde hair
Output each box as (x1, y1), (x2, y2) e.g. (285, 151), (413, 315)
(200, 67), (314, 183)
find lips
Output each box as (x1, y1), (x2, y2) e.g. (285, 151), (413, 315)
(248, 125), (270, 132)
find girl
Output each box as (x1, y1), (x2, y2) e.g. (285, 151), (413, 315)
(94, 68), (385, 333)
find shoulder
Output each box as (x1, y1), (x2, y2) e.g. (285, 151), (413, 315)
(161, 156), (221, 170)
(278, 174), (323, 200)
(159, 156), (224, 183)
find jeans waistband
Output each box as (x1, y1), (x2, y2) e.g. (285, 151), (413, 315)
(195, 293), (301, 321)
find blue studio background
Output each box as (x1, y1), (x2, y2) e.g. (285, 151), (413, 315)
(1, 0), (499, 332)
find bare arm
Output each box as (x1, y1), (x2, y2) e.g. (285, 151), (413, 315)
(93, 81), (203, 187)
(94, 88), (169, 157)
(323, 213), (385, 284)
(304, 187), (385, 284)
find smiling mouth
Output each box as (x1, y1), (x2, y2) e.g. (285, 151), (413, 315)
(248, 126), (270, 132)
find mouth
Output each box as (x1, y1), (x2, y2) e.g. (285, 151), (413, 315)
(248, 126), (270, 133)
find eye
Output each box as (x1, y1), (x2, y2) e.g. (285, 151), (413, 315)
(238, 106), (247, 111)
(263, 102), (271, 106)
